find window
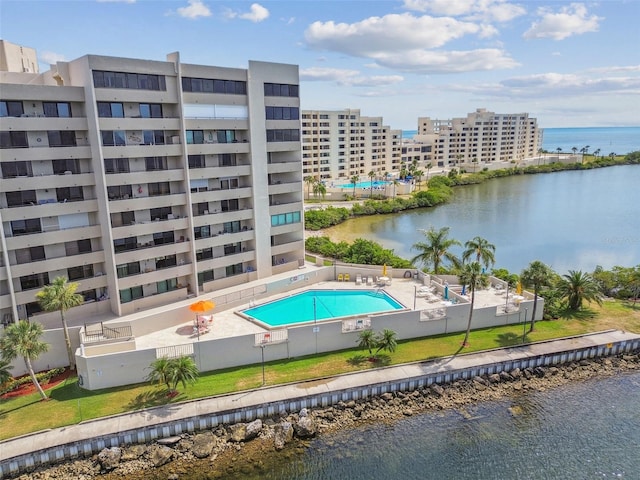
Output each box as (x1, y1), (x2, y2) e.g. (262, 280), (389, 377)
(221, 199), (239, 212)
(120, 286), (143, 303)
(186, 130), (204, 144)
(150, 206), (172, 220)
(20, 272), (50, 291)
(104, 157), (130, 173)
(68, 264), (94, 281)
(156, 278), (178, 293)
(56, 186), (83, 202)
(223, 221), (241, 234)
(196, 248), (213, 261)
(52, 159), (80, 175)
(264, 83), (299, 97)
(188, 155), (205, 168)
(194, 203), (208, 216)
(139, 103), (162, 118)
(11, 218), (41, 235)
(148, 182), (170, 196)
(48, 131), (76, 147)
(15, 246), (46, 264)
(145, 156), (167, 171)
(81, 290), (97, 302)
(220, 178), (239, 189)
(271, 211), (301, 226)
(0, 100), (24, 117)
(265, 106), (299, 120)
(155, 255), (177, 270)
(224, 242), (241, 255)
(107, 185), (133, 200)
(216, 130), (236, 143)
(194, 225), (210, 239)
(1, 161), (32, 178)
(225, 264), (243, 276)
(65, 239), (92, 256)
(116, 262), (141, 278)
(114, 236), (137, 253)
(6, 190), (36, 207)
(101, 130), (126, 146)
(97, 102), (124, 118)
(0, 131), (28, 148)
(93, 70), (166, 90)
(266, 129), (300, 142)
(153, 231), (174, 245)
(143, 130), (165, 145)
(197, 269), (214, 285)
(182, 77), (246, 94)
(43, 102), (71, 117)
(219, 154), (236, 166)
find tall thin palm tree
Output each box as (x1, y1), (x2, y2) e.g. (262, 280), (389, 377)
(556, 270), (603, 311)
(0, 320), (49, 400)
(425, 162), (433, 181)
(593, 148), (601, 159)
(350, 174), (359, 198)
(304, 175), (315, 200)
(312, 180), (327, 200)
(36, 276), (83, 370)
(572, 146), (578, 155)
(410, 226), (461, 274)
(392, 178), (400, 198)
(458, 262), (489, 346)
(368, 170), (376, 198)
(520, 260), (553, 332)
(556, 147), (562, 155)
(462, 236), (496, 271)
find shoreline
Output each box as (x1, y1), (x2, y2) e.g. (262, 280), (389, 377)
(17, 351), (639, 480)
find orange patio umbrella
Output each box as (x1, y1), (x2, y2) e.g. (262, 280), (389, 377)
(189, 299), (215, 313)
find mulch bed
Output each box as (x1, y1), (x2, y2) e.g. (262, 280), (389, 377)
(1, 368), (75, 399)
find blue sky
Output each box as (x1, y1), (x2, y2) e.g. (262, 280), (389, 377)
(1, 0), (639, 129)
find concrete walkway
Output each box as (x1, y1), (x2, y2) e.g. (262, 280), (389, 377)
(2, 329), (639, 466)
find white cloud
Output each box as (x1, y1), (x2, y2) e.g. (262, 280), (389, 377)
(225, 3), (269, 22)
(40, 51), (66, 65)
(177, 0), (211, 19)
(374, 48), (519, 73)
(403, 0), (526, 22)
(300, 67), (403, 87)
(96, 0), (135, 3)
(587, 65), (640, 74)
(524, 3), (602, 40)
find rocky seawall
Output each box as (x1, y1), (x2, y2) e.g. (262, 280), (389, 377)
(14, 352), (640, 480)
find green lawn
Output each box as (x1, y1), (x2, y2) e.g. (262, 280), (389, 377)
(1, 300), (638, 441)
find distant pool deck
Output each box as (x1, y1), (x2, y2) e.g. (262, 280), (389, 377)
(133, 268), (512, 350)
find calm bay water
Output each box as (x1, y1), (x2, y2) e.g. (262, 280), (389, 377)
(232, 372), (640, 480)
(325, 165), (640, 273)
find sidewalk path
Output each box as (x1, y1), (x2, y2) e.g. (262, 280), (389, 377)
(2, 330), (639, 467)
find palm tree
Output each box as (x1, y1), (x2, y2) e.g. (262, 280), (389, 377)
(571, 146), (578, 155)
(350, 175), (359, 198)
(374, 329), (398, 356)
(410, 226), (461, 274)
(312, 180), (327, 200)
(368, 170), (376, 198)
(357, 329), (377, 358)
(520, 260), (553, 332)
(304, 176), (315, 200)
(556, 270), (603, 311)
(593, 148), (601, 159)
(147, 357), (173, 391)
(462, 236), (496, 271)
(0, 357), (14, 385)
(458, 262), (489, 346)
(556, 147), (562, 155)
(36, 276), (83, 370)
(0, 320), (49, 400)
(413, 169), (423, 189)
(609, 152), (616, 160)
(425, 162), (433, 181)
(168, 356), (199, 393)
(392, 178), (400, 198)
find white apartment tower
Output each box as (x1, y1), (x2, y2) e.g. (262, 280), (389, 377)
(414, 108), (542, 167)
(0, 52), (304, 325)
(301, 109), (402, 181)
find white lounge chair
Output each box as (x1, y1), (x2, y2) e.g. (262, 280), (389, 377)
(355, 274), (363, 285)
(366, 276), (373, 286)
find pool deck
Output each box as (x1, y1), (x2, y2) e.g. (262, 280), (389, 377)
(133, 275), (499, 350)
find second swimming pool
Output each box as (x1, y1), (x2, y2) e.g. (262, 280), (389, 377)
(240, 289), (405, 328)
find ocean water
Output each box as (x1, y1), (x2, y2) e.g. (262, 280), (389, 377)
(402, 126), (640, 155)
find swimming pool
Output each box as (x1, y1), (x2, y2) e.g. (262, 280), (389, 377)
(338, 180), (389, 189)
(240, 289), (405, 328)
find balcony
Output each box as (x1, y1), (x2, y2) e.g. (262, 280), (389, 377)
(1, 198), (98, 222)
(5, 224), (102, 249)
(113, 240), (191, 264)
(105, 168), (184, 186)
(268, 180), (302, 195)
(3, 145), (92, 161)
(0, 172), (94, 193)
(116, 263), (193, 290)
(111, 216), (189, 237)
(190, 186), (252, 203)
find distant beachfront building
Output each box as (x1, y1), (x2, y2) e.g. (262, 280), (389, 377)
(301, 109), (402, 181)
(0, 48), (304, 325)
(0, 40), (39, 74)
(404, 108), (543, 169)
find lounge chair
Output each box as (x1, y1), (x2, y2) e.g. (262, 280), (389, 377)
(337, 273), (344, 282)
(355, 274), (363, 285)
(344, 273), (350, 282)
(366, 276), (373, 286)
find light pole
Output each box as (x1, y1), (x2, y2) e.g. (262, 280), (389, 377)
(413, 285), (417, 310)
(522, 308), (528, 343)
(260, 344), (265, 385)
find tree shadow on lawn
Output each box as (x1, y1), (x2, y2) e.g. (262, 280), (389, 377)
(559, 307), (597, 321)
(495, 332), (529, 348)
(127, 389), (185, 410)
(621, 302), (640, 312)
(347, 354), (391, 367)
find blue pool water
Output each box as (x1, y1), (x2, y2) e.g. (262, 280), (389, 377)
(241, 289), (405, 327)
(338, 180), (389, 189)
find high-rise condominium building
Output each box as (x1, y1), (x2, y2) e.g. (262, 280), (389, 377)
(408, 108), (542, 168)
(301, 109), (402, 181)
(0, 51), (304, 325)
(0, 40), (39, 74)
